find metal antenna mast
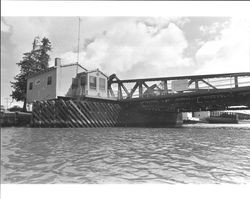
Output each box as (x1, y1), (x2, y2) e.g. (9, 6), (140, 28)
(76, 17), (81, 75)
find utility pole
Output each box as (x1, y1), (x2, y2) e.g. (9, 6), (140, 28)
(76, 17), (81, 75)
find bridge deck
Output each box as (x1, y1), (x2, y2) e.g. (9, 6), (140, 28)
(111, 72), (250, 84)
(121, 86), (250, 102)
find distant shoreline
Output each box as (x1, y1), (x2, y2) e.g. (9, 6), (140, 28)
(182, 120), (250, 130)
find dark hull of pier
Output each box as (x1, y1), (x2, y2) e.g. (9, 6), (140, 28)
(0, 112), (32, 127)
(32, 98), (182, 128)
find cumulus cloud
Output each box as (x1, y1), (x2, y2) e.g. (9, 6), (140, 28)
(199, 21), (229, 35)
(195, 18), (250, 74)
(60, 18), (193, 78)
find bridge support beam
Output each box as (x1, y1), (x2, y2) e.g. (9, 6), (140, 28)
(195, 80), (199, 90)
(139, 82), (143, 98)
(234, 76), (238, 88)
(163, 80), (168, 94)
(118, 83), (123, 100)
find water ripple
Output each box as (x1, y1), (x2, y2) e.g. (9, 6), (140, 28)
(1, 127), (250, 184)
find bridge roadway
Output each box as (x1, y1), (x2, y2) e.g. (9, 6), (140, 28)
(108, 72), (250, 112)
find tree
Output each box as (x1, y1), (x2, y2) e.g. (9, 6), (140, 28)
(10, 37), (52, 112)
(38, 37), (52, 70)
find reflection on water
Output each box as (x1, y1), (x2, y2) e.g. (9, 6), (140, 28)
(1, 126), (250, 184)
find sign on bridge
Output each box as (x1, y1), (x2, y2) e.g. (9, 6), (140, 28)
(171, 79), (189, 92)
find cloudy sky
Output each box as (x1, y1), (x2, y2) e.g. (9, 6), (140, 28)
(1, 16), (250, 106)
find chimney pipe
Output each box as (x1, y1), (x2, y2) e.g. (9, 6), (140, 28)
(55, 58), (61, 67)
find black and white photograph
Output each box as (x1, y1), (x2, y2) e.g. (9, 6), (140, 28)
(1, 1), (250, 199)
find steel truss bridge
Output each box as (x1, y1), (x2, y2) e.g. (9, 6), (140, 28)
(107, 72), (250, 112)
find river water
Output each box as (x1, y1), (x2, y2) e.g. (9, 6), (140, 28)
(1, 124), (250, 184)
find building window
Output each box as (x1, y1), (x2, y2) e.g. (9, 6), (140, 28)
(29, 82), (33, 90)
(47, 76), (52, 85)
(99, 78), (106, 91)
(89, 76), (97, 90)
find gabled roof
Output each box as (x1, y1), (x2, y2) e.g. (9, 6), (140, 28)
(87, 68), (108, 78)
(60, 62), (87, 71)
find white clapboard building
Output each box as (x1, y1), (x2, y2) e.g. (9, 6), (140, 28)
(26, 58), (109, 103)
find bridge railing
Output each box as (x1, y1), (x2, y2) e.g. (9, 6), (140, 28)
(108, 72), (250, 100)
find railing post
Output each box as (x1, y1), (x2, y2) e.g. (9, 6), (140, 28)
(118, 83), (123, 100)
(195, 80), (199, 91)
(139, 82), (143, 98)
(163, 80), (168, 94)
(234, 76), (238, 88)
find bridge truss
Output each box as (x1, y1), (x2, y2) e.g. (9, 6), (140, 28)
(108, 72), (250, 112)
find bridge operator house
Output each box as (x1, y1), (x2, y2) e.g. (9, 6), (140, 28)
(27, 58), (109, 103)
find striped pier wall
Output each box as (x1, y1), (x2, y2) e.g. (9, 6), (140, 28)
(32, 98), (123, 127)
(32, 98), (182, 128)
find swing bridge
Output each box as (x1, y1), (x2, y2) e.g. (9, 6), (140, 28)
(107, 72), (250, 112)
